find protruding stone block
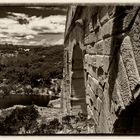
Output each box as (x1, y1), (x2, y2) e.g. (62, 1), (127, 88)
(121, 36), (140, 91)
(101, 19), (113, 38)
(116, 55), (132, 106)
(84, 32), (96, 45)
(98, 6), (110, 25)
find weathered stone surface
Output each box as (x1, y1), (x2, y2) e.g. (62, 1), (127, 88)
(96, 97), (102, 113)
(121, 36), (140, 91)
(86, 64), (97, 79)
(116, 55), (132, 106)
(87, 104), (98, 125)
(95, 27), (103, 42)
(113, 7), (139, 34)
(101, 19), (113, 38)
(88, 74), (99, 94)
(96, 85), (103, 100)
(98, 6), (110, 25)
(94, 40), (104, 55)
(129, 13), (140, 75)
(108, 6), (116, 18)
(86, 93), (94, 109)
(103, 55), (112, 72)
(84, 31), (96, 45)
(63, 5), (140, 134)
(84, 54), (96, 66)
(89, 20), (94, 33)
(86, 84), (97, 104)
(96, 55), (104, 68)
(92, 13), (100, 31)
(103, 37), (112, 55)
(85, 22), (90, 37)
(104, 35), (123, 55)
(112, 81), (125, 111)
(86, 44), (96, 54)
(97, 108), (107, 133)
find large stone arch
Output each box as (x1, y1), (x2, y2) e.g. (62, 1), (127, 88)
(70, 43), (87, 115)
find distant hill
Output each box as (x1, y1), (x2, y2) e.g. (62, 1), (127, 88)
(0, 43), (64, 87)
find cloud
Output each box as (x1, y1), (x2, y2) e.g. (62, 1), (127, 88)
(53, 38), (64, 45)
(8, 12), (29, 19)
(29, 15), (66, 34)
(0, 18), (37, 35)
(1, 37), (21, 44)
(0, 11), (66, 45)
(0, 34), (7, 38)
(38, 38), (64, 46)
(25, 35), (34, 39)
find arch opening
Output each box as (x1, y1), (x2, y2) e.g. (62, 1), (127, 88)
(70, 43), (87, 115)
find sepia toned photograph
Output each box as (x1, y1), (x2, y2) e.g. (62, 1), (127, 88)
(0, 1), (140, 135)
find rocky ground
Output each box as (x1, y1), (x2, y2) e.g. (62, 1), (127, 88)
(0, 98), (95, 135)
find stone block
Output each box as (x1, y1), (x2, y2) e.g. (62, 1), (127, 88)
(86, 94), (94, 108)
(85, 54), (96, 66)
(103, 37), (112, 55)
(113, 7), (139, 34)
(103, 55), (112, 73)
(121, 36), (140, 91)
(129, 15), (140, 76)
(96, 97), (102, 113)
(94, 40), (104, 55)
(88, 74), (99, 94)
(95, 26), (103, 42)
(91, 12), (100, 31)
(84, 31), (96, 45)
(86, 64), (98, 79)
(111, 82), (125, 115)
(86, 84), (97, 104)
(103, 35), (123, 55)
(89, 20), (94, 33)
(116, 55), (132, 106)
(108, 6), (116, 18)
(87, 105), (98, 125)
(96, 55), (104, 68)
(93, 107), (99, 124)
(101, 19), (113, 38)
(84, 62), (88, 70)
(98, 6), (110, 25)
(86, 44), (96, 55)
(85, 22), (90, 37)
(97, 108), (106, 133)
(133, 48), (140, 76)
(96, 85), (103, 100)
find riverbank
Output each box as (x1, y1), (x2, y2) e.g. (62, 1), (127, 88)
(0, 101), (95, 134)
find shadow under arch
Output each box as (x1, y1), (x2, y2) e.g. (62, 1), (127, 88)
(70, 43), (87, 115)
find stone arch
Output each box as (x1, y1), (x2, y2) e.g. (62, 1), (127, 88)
(70, 43), (87, 115)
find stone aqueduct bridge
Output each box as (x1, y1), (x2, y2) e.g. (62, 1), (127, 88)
(61, 5), (140, 133)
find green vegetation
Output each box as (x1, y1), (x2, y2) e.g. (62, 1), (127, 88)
(0, 105), (39, 134)
(0, 44), (64, 88)
(0, 105), (95, 134)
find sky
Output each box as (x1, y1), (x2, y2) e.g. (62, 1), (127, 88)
(0, 6), (67, 46)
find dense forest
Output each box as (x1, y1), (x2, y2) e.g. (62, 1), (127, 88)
(0, 44), (64, 88)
